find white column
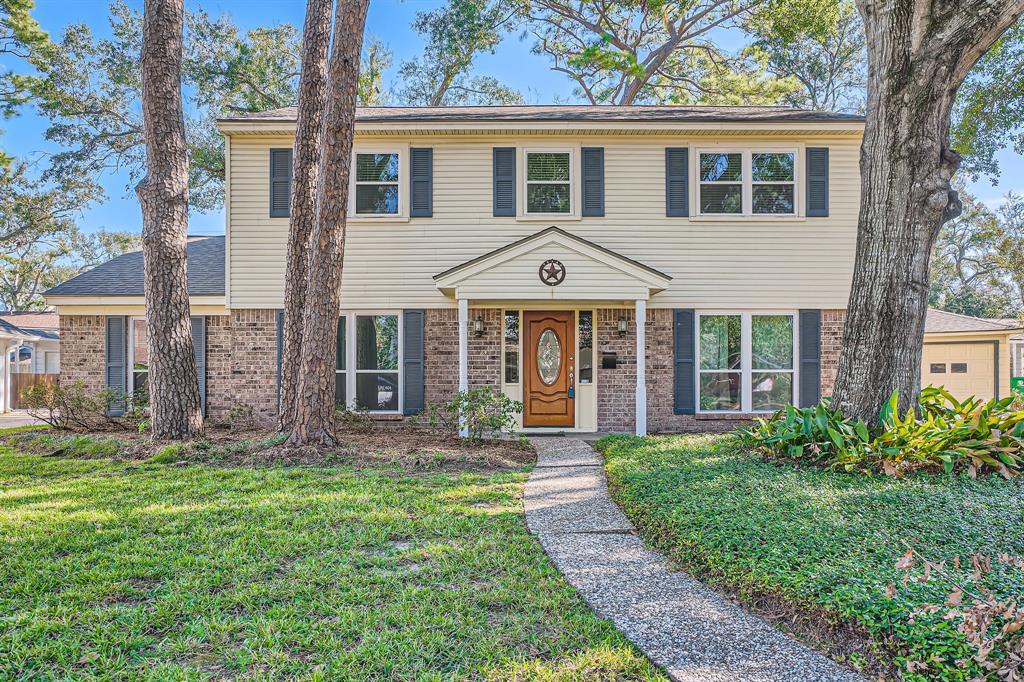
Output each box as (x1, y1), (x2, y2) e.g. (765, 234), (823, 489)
(458, 298), (469, 437)
(635, 299), (647, 436)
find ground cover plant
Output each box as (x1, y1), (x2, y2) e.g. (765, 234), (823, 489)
(743, 387), (1024, 477)
(599, 434), (1024, 681)
(0, 445), (663, 681)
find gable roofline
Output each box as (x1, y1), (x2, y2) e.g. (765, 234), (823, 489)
(925, 308), (1024, 335)
(433, 226), (672, 291)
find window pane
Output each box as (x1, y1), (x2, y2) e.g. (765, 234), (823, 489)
(527, 184), (570, 213)
(336, 317), (346, 371)
(700, 372), (741, 411)
(356, 315), (398, 370)
(752, 185), (795, 214)
(700, 184), (742, 214)
(504, 312), (519, 384)
(752, 153), (794, 181)
(700, 315), (741, 370)
(527, 152), (570, 181)
(355, 184), (399, 214)
(700, 153), (742, 182)
(752, 372), (793, 411)
(579, 311), (593, 383)
(752, 315), (793, 369)
(356, 372), (398, 411)
(356, 153), (399, 182)
(131, 319), (149, 371)
(335, 371), (347, 407)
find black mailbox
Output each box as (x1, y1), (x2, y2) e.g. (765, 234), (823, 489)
(601, 352), (618, 369)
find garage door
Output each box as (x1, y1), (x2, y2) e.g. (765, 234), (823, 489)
(921, 342), (996, 401)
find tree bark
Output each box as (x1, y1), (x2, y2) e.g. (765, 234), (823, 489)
(832, 0), (1024, 423)
(135, 0), (202, 440)
(279, 0), (334, 433)
(288, 0), (370, 446)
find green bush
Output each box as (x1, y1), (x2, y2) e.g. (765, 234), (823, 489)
(422, 388), (523, 442)
(743, 386), (1024, 477)
(20, 381), (148, 432)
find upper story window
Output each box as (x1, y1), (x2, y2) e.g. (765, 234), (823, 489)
(354, 152), (400, 215)
(525, 150), (572, 215)
(698, 150), (797, 216)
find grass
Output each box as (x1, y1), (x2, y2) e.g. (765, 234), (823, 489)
(599, 434), (1024, 681)
(0, 447), (663, 681)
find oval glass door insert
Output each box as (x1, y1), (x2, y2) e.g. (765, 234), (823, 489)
(537, 329), (561, 385)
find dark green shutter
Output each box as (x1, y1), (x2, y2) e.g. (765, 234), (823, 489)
(276, 310), (284, 413)
(806, 147), (829, 217)
(493, 147), (516, 217)
(269, 148), (292, 217)
(410, 148), (433, 217)
(666, 148), (689, 217)
(673, 309), (696, 414)
(105, 316), (127, 416)
(191, 316), (206, 416)
(403, 309), (425, 415)
(581, 147), (604, 217)
(799, 309), (821, 407)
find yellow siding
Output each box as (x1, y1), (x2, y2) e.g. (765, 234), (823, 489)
(227, 133), (860, 310)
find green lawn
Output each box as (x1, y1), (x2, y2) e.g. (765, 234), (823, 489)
(0, 447), (663, 681)
(599, 434), (1024, 681)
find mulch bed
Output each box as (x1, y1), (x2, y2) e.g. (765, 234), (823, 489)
(3, 423), (535, 473)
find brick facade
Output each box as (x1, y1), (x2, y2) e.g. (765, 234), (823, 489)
(58, 306), (846, 433)
(58, 315), (106, 394)
(820, 309), (846, 398)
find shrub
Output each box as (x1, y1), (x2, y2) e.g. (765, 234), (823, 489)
(423, 388), (523, 442)
(743, 386), (1024, 477)
(336, 406), (375, 433)
(227, 403), (257, 430)
(20, 381), (148, 432)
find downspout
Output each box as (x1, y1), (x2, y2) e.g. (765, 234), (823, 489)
(2, 342), (17, 413)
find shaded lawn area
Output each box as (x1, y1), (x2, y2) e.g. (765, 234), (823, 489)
(0, 448), (663, 681)
(599, 434), (1024, 681)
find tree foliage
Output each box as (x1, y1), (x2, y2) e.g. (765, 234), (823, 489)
(0, 0), (49, 165)
(744, 0), (866, 112)
(517, 0), (828, 105)
(952, 21), (1024, 183)
(395, 0), (522, 106)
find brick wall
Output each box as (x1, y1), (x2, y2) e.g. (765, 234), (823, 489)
(596, 308), (637, 433)
(205, 314), (233, 418)
(423, 308), (501, 408)
(821, 309), (846, 398)
(58, 315), (105, 393)
(228, 309), (279, 423)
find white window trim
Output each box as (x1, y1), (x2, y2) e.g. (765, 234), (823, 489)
(519, 146), (580, 220)
(338, 311), (404, 414)
(695, 311), (799, 414)
(348, 145), (409, 220)
(502, 309), (522, 386)
(127, 316), (148, 395)
(693, 147), (802, 220)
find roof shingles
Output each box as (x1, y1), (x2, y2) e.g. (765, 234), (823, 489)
(44, 236), (225, 297)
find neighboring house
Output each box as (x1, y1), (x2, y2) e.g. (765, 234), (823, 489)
(0, 317), (41, 413)
(0, 312), (60, 375)
(922, 309), (1024, 402)
(44, 105), (864, 434)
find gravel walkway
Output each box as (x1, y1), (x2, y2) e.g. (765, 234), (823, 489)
(525, 437), (864, 682)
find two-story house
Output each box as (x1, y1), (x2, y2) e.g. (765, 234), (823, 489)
(45, 105), (865, 434)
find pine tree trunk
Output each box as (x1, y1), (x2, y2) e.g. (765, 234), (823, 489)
(279, 0), (333, 433)
(288, 0), (370, 446)
(135, 0), (202, 440)
(833, 0), (1024, 423)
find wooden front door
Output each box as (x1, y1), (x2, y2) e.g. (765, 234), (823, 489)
(524, 311), (575, 427)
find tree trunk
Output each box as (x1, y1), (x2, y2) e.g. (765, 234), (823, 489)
(135, 0), (202, 440)
(832, 0), (1024, 423)
(288, 0), (370, 446)
(279, 0), (334, 433)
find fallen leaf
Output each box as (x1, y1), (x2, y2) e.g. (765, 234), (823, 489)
(946, 588), (964, 606)
(896, 549), (915, 570)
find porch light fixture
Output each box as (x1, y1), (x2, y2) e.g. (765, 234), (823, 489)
(618, 317), (628, 336)
(473, 316), (485, 337)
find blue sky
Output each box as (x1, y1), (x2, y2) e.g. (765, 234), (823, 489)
(3, 0), (1021, 236)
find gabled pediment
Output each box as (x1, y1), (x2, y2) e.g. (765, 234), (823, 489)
(433, 227), (671, 301)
